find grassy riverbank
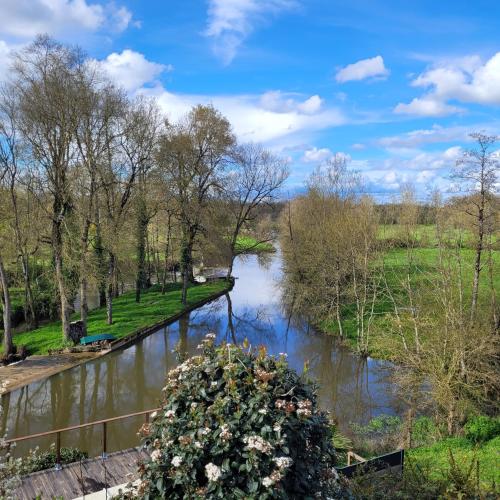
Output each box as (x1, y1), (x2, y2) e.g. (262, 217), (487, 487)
(3, 280), (231, 356)
(235, 235), (275, 254)
(322, 225), (499, 358)
(408, 435), (500, 489)
(345, 414), (500, 496)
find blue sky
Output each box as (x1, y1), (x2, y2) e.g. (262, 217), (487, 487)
(1, 0), (499, 199)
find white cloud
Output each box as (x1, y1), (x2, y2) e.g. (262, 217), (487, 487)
(351, 143), (365, 150)
(380, 146), (463, 171)
(98, 50), (170, 92)
(394, 96), (462, 117)
(0, 0), (134, 39)
(395, 52), (500, 116)
(416, 169), (436, 183)
(336, 55), (389, 83)
(205, 0), (296, 65)
(0, 41), (12, 81)
(259, 91), (322, 114)
(379, 125), (471, 148)
(141, 85), (345, 144)
(301, 147), (333, 163)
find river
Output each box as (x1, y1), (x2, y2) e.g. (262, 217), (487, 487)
(1, 252), (404, 457)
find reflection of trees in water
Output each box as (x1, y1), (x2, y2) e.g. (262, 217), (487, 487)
(256, 252), (273, 270)
(224, 293), (276, 345)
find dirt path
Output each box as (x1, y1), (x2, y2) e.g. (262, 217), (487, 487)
(0, 351), (104, 395)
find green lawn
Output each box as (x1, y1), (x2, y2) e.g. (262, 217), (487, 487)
(235, 235), (275, 254)
(408, 436), (500, 490)
(3, 280), (231, 356)
(322, 240), (500, 356)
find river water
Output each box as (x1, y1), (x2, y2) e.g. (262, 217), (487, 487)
(1, 252), (403, 457)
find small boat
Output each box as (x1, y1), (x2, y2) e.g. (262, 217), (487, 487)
(80, 334), (116, 345)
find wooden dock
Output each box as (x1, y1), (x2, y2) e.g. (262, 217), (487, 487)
(15, 448), (147, 500)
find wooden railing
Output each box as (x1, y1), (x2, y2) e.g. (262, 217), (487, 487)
(5, 407), (160, 470)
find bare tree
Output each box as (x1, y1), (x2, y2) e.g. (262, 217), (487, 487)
(119, 97), (161, 303)
(0, 85), (39, 329)
(158, 105), (234, 304)
(73, 69), (125, 332)
(0, 167), (14, 355)
(453, 133), (498, 322)
(11, 36), (83, 341)
(223, 143), (288, 278)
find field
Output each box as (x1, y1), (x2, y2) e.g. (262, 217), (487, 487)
(2, 280), (231, 356)
(323, 224), (500, 355)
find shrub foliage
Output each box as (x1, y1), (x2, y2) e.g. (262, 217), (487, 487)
(133, 334), (339, 499)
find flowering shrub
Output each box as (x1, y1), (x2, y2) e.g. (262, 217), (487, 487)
(0, 408), (21, 499)
(132, 335), (340, 498)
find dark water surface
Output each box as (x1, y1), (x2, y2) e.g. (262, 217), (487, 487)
(1, 253), (404, 456)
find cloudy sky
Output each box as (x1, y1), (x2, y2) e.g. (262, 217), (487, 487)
(1, 0), (499, 198)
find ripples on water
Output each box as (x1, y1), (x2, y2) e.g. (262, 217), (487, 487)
(1, 252), (404, 456)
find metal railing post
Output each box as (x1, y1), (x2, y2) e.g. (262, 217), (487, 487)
(55, 432), (62, 471)
(102, 421), (108, 459)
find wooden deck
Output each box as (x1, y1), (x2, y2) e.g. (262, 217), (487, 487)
(15, 448), (147, 500)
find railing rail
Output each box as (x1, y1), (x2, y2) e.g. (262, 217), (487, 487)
(6, 407), (161, 470)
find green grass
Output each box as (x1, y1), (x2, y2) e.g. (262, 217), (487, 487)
(2, 280), (231, 356)
(408, 436), (500, 490)
(235, 235), (275, 254)
(322, 236), (500, 356)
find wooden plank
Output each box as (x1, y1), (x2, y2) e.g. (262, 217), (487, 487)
(14, 448), (146, 499)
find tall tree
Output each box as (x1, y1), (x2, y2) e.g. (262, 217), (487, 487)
(158, 105), (234, 304)
(453, 133), (498, 322)
(12, 36), (83, 341)
(222, 143), (288, 278)
(74, 72), (125, 332)
(119, 97), (161, 303)
(0, 85), (38, 329)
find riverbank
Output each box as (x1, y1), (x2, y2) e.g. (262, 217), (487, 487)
(235, 235), (275, 253)
(0, 279), (233, 394)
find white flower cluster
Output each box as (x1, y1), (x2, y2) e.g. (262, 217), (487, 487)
(220, 424), (232, 441)
(197, 332), (216, 349)
(165, 409), (175, 420)
(262, 469), (283, 487)
(273, 456), (293, 469)
(205, 462), (222, 482)
(243, 435), (273, 454)
(150, 449), (162, 463)
(296, 399), (312, 417)
(171, 456), (183, 467)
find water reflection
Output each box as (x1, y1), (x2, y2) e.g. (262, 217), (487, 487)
(1, 252), (403, 457)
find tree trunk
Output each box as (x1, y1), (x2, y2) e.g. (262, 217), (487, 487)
(180, 231), (194, 306)
(470, 203), (484, 322)
(79, 216), (92, 334)
(0, 254), (14, 356)
(135, 200), (148, 303)
(21, 254), (37, 329)
(10, 186), (37, 329)
(106, 252), (115, 325)
(94, 205), (107, 307)
(53, 214), (71, 341)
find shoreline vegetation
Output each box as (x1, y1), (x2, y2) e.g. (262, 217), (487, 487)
(319, 223), (499, 359)
(0, 280), (233, 393)
(234, 235), (275, 254)
(2, 279), (232, 357)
